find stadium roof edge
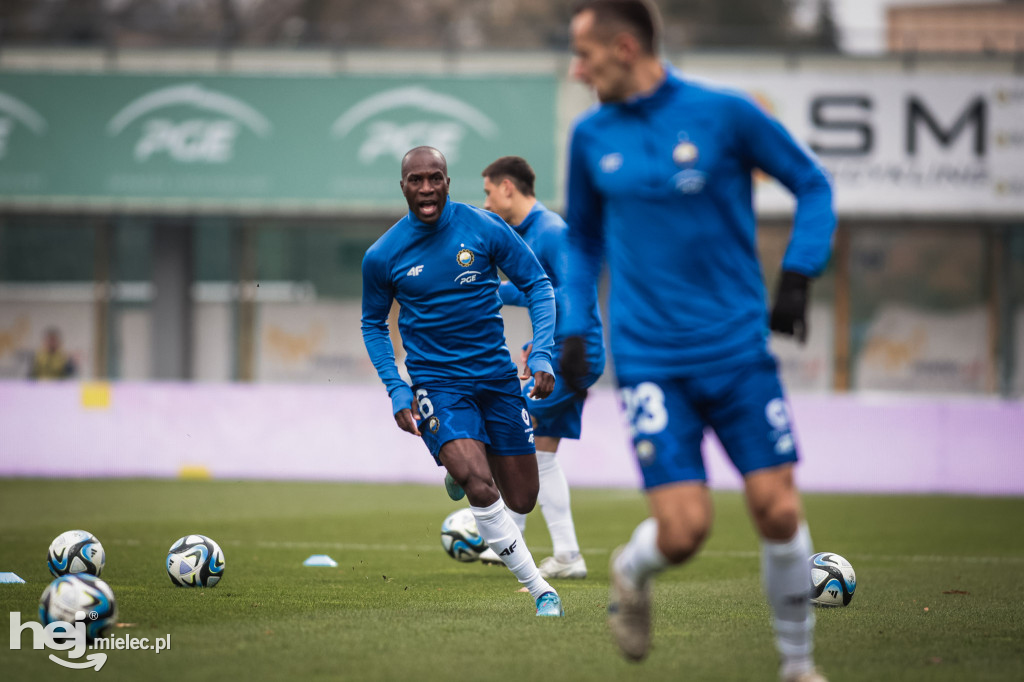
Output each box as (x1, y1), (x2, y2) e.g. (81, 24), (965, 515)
(1, 200), (1020, 224)
(0, 47), (1018, 76)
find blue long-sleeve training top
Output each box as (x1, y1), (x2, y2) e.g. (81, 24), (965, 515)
(563, 67), (836, 378)
(361, 198), (556, 414)
(497, 201), (605, 373)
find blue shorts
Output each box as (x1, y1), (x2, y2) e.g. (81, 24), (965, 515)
(617, 356), (799, 489)
(521, 366), (602, 440)
(413, 376), (535, 464)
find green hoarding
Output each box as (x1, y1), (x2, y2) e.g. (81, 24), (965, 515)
(0, 72), (557, 211)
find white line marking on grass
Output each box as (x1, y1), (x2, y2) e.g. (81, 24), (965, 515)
(230, 540), (1024, 564)
(852, 553), (1024, 564)
(251, 540), (437, 553)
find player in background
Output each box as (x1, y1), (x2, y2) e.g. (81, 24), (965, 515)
(361, 146), (564, 617)
(478, 156), (606, 579)
(562, 1), (836, 679)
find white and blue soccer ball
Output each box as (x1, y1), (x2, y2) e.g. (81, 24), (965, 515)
(39, 574), (118, 641)
(166, 535), (225, 587)
(441, 508), (488, 562)
(47, 530), (106, 578)
(810, 552), (857, 606)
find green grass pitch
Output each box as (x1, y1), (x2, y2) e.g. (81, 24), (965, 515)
(2, 479), (1023, 681)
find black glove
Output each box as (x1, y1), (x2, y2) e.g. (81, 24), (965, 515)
(769, 270), (810, 344)
(559, 335), (590, 399)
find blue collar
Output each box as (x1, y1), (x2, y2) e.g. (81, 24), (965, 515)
(619, 64), (683, 111)
(511, 200), (545, 235)
(406, 196), (455, 231)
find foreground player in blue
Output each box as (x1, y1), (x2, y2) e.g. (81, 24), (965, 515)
(361, 146), (563, 617)
(563, 1), (836, 678)
(481, 156), (606, 579)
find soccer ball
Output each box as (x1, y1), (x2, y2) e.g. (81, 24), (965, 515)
(39, 574), (118, 641)
(810, 552), (857, 606)
(440, 508), (488, 562)
(166, 535), (225, 587)
(47, 530), (105, 578)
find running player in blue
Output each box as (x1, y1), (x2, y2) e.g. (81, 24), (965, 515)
(563, 2), (836, 678)
(481, 156), (605, 579)
(361, 146), (564, 617)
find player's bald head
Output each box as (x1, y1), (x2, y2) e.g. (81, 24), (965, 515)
(401, 146), (448, 178)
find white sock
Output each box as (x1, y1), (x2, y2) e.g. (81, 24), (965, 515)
(762, 522), (815, 675)
(506, 509), (528, 534)
(536, 451), (580, 561)
(471, 499), (554, 600)
(614, 517), (668, 589)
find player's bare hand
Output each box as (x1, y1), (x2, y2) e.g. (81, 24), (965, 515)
(520, 361), (533, 381)
(394, 406), (421, 436)
(520, 342), (533, 369)
(529, 371), (555, 399)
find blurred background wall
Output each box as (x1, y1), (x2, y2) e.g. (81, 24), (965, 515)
(0, 0), (1022, 490)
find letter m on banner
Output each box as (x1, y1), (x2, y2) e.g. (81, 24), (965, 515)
(906, 96), (986, 156)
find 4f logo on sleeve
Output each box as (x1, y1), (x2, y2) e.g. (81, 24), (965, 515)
(406, 265), (424, 277)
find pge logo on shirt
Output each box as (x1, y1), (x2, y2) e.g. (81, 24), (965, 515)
(454, 271), (481, 286)
(673, 169), (707, 194)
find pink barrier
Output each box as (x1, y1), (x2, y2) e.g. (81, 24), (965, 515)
(0, 382), (1021, 496)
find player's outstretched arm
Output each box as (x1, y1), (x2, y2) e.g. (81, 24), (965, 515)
(490, 219), (556, 378)
(361, 248), (416, 422)
(731, 95), (833, 345)
(562, 122), (607, 341)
